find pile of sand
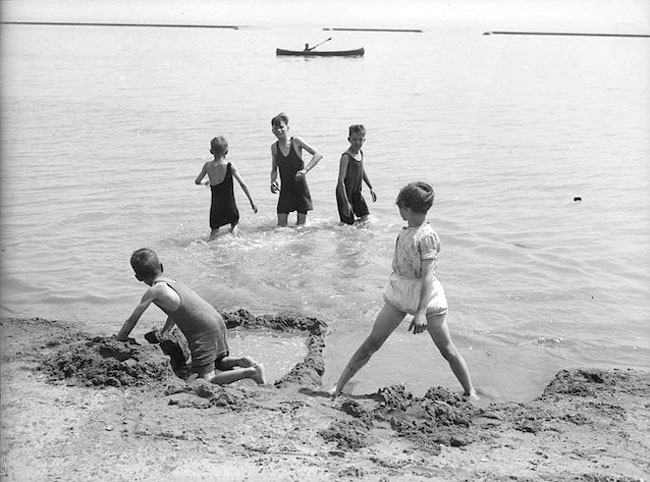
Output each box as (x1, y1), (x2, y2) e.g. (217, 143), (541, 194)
(39, 335), (169, 387)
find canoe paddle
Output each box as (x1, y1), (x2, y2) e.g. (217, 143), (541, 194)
(305, 37), (332, 51)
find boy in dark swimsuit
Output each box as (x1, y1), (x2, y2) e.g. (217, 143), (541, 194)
(336, 124), (377, 224)
(116, 248), (266, 385)
(195, 136), (257, 238)
(270, 113), (323, 227)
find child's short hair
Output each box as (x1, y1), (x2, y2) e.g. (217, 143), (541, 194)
(395, 182), (435, 213)
(210, 136), (229, 157)
(130, 248), (162, 280)
(348, 124), (366, 137)
(271, 112), (289, 127)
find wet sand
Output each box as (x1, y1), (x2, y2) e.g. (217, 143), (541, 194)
(1, 315), (648, 481)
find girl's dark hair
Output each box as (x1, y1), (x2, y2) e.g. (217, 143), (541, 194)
(130, 248), (161, 279)
(271, 112), (289, 127)
(395, 182), (435, 213)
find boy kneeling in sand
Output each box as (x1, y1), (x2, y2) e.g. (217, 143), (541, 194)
(116, 248), (265, 385)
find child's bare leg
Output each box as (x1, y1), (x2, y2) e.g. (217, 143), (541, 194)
(426, 313), (477, 398)
(331, 303), (405, 396)
(205, 366), (265, 385)
(215, 356), (265, 384)
(229, 223), (240, 235)
(277, 213), (289, 227)
(217, 356), (257, 370)
(296, 212), (307, 225)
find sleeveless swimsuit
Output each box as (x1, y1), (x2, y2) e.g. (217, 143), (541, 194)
(210, 163), (239, 229)
(153, 277), (229, 375)
(336, 151), (369, 224)
(276, 139), (313, 214)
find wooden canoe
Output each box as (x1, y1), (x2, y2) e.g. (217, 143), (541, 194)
(276, 47), (364, 57)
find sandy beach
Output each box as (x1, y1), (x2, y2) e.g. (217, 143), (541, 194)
(1, 314), (648, 481)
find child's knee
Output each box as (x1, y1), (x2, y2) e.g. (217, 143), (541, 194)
(239, 356), (256, 367)
(437, 342), (460, 362)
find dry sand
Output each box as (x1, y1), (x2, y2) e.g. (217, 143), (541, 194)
(1, 315), (648, 481)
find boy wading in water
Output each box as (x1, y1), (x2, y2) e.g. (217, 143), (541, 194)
(330, 182), (477, 399)
(195, 136), (257, 238)
(270, 113), (323, 227)
(336, 124), (376, 224)
(117, 248), (266, 385)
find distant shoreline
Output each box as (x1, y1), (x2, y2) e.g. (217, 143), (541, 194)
(1, 21), (239, 29)
(483, 30), (650, 38)
(323, 27), (422, 33)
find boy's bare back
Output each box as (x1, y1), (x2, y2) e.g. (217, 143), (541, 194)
(203, 160), (229, 186)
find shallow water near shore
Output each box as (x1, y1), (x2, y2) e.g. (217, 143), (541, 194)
(1, 3), (649, 401)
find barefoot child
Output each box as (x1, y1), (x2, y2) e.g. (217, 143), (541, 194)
(116, 248), (266, 385)
(195, 136), (258, 238)
(336, 124), (376, 224)
(270, 113), (323, 226)
(331, 182), (476, 398)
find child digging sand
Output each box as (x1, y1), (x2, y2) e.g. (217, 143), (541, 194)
(116, 248), (266, 385)
(330, 182), (477, 399)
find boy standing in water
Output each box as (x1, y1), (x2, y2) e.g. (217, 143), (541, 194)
(270, 113), (323, 226)
(336, 124), (376, 224)
(116, 248), (266, 385)
(330, 182), (477, 399)
(195, 136), (257, 238)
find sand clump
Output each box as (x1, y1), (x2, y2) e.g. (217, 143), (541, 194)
(39, 335), (169, 387)
(322, 384), (479, 454)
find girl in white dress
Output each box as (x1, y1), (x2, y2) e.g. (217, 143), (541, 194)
(331, 181), (477, 399)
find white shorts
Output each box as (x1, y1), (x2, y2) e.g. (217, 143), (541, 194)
(382, 272), (448, 316)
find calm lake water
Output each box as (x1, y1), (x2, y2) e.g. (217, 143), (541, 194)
(2, 8), (649, 400)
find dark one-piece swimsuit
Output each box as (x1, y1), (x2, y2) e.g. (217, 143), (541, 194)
(276, 139), (313, 214)
(336, 151), (369, 224)
(210, 163), (239, 229)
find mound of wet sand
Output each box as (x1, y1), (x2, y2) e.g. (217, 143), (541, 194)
(37, 309), (327, 390)
(322, 384), (479, 453)
(322, 368), (650, 460)
(40, 335), (169, 387)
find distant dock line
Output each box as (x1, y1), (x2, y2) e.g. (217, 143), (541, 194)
(324, 27), (422, 33)
(483, 30), (650, 38)
(2, 21), (239, 30)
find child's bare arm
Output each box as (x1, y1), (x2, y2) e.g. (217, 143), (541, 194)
(270, 145), (279, 193)
(294, 137), (323, 173)
(232, 164), (258, 212)
(195, 163), (208, 185)
(336, 154), (351, 207)
(362, 171), (377, 202)
(160, 316), (176, 336)
(409, 259), (435, 334)
(116, 289), (158, 340)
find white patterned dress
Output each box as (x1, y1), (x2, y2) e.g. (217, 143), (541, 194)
(382, 222), (448, 315)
